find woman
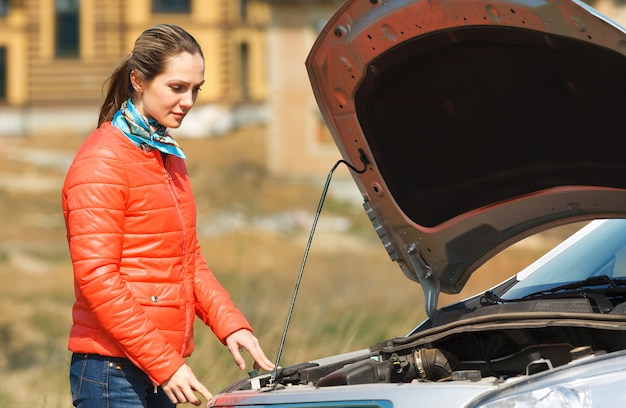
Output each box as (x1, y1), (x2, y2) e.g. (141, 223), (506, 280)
(62, 24), (274, 407)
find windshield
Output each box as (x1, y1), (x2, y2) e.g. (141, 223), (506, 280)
(502, 219), (626, 300)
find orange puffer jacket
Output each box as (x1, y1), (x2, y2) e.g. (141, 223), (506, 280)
(62, 123), (251, 385)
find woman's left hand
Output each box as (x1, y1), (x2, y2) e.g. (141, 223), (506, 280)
(225, 329), (275, 372)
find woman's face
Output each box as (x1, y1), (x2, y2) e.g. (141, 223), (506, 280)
(130, 52), (205, 128)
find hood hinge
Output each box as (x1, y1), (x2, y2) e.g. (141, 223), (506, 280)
(364, 199), (440, 318)
(405, 242), (440, 319)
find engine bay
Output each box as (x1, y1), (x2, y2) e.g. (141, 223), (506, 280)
(223, 309), (626, 392)
(297, 323), (626, 387)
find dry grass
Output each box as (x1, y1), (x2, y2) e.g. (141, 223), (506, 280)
(0, 126), (573, 407)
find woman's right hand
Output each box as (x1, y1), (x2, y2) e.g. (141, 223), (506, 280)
(161, 363), (212, 406)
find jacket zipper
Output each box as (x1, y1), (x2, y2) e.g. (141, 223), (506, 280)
(163, 167), (192, 355)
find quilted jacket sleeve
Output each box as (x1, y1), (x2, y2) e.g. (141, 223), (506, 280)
(63, 146), (185, 384)
(193, 243), (252, 343)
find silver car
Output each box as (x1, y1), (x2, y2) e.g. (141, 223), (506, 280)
(210, 0), (626, 406)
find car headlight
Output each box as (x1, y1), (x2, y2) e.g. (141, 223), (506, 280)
(468, 350), (626, 408)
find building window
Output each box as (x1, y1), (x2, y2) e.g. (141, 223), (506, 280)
(55, 0), (80, 58)
(152, 0), (190, 13)
(240, 0), (247, 21)
(239, 42), (250, 100)
(0, 0), (8, 17)
(0, 47), (6, 101)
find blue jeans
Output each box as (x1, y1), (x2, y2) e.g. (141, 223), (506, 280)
(70, 353), (175, 408)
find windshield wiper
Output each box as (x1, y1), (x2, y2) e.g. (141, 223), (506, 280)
(521, 275), (625, 299)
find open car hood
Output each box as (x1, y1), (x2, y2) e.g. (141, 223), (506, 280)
(306, 0), (626, 317)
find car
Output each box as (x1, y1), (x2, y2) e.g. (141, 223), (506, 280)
(210, 0), (626, 407)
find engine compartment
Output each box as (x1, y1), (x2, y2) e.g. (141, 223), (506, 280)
(296, 323), (626, 387)
(223, 308), (626, 392)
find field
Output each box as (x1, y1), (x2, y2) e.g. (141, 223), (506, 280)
(0, 126), (569, 407)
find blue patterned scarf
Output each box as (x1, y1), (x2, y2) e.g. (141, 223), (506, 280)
(112, 99), (187, 160)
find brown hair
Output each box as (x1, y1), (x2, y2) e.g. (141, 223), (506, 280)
(98, 24), (204, 127)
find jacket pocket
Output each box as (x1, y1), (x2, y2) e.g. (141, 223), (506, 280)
(126, 281), (185, 307)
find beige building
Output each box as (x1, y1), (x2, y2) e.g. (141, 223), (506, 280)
(0, 0), (269, 107)
(0, 0), (271, 139)
(0, 0), (342, 178)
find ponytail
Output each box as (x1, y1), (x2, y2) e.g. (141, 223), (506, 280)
(98, 55), (133, 127)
